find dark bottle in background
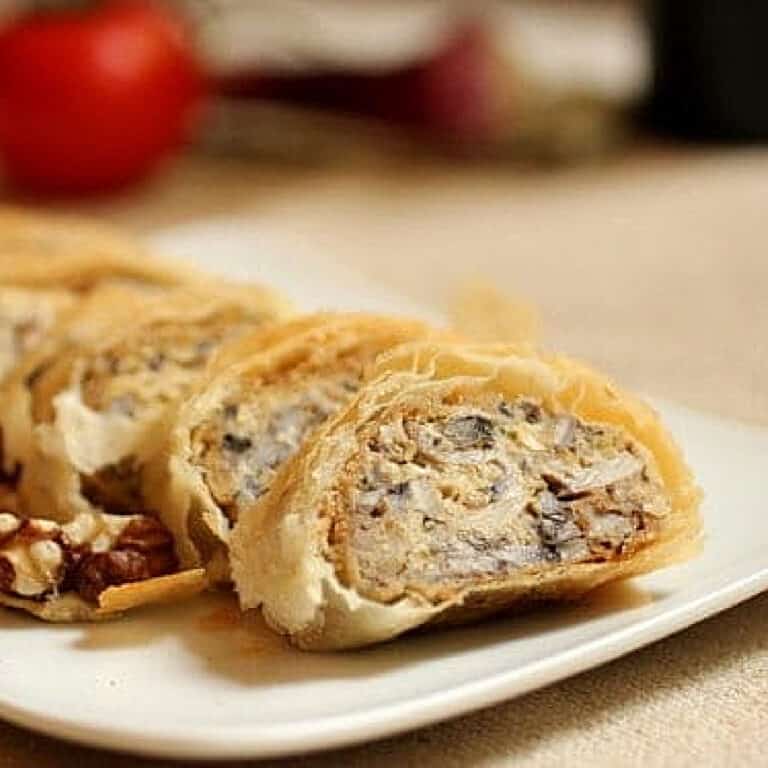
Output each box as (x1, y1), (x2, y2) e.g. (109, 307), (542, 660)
(647, 1), (768, 141)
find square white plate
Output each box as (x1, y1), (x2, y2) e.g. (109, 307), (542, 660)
(0, 219), (765, 760)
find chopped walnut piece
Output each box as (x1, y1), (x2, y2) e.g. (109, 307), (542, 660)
(0, 511), (178, 604)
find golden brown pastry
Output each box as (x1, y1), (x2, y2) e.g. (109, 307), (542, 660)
(15, 282), (290, 523)
(0, 507), (205, 622)
(231, 342), (702, 650)
(145, 313), (441, 583)
(0, 207), (195, 381)
(0, 207), (191, 290)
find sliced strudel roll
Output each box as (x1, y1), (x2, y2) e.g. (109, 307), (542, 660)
(16, 283), (290, 522)
(231, 343), (702, 650)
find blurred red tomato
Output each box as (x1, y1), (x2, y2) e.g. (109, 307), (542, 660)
(0, 0), (204, 195)
(411, 24), (502, 143)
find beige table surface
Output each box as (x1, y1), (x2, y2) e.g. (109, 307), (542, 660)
(0, 148), (766, 767)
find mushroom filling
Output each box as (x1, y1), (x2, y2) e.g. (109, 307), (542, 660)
(0, 511), (177, 604)
(80, 316), (258, 418)
(191, 371), (361, 523)
(72, 316), (261, 514)
(333, 396), (670, 604)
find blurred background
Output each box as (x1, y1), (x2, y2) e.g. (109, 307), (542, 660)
(3, 0), (768, 188)
(0, 0), (765, 425)
(0, 0), (742, 187)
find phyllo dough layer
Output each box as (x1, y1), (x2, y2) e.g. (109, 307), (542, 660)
(146, 313), (440, 582)
(0, 207), (192, 290)
(231, 343), (702, 650)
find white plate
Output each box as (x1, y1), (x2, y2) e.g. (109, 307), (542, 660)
(0, 220), (766, 760)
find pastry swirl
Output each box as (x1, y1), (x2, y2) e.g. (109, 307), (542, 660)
(16, 283), (290, 522)
(146, 313), (440, 583)
(231, 342), (702, 650)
